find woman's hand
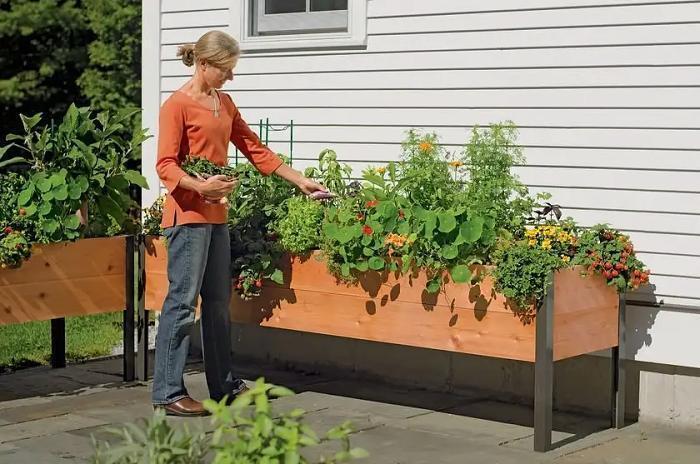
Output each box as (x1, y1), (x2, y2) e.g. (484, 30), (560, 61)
(197, 174), (238, 201)
(297, 177), (327, 196)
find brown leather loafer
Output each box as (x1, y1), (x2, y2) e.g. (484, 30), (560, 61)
(154, 396), (209, 417)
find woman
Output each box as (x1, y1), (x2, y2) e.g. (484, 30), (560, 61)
(153, 30), (325, 416)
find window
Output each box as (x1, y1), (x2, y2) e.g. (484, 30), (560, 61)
(253, 0), (349, 36)
(230, 0), (367, 52)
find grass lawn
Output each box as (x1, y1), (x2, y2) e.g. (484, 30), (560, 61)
(0, 312), (123, 372)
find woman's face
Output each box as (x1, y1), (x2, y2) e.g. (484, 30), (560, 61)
(200, 56), (238, 89)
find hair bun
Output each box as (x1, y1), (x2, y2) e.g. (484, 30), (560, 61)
(177, 44), (196, 67)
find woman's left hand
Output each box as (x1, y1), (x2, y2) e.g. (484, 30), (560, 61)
(297, 177), (327, 195)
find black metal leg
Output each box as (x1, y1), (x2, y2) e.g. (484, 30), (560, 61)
(50, 318), (66, 368)
(534, 279), (554, 452)
(136, 235), (149, 381)
(123, 235), (136, 381)
(611, 293), (626, 428)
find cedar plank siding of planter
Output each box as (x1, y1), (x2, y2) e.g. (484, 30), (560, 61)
(144, 237), (619, 362)
(0, 236), (127, 325)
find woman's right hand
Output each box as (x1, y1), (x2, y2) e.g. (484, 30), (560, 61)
(197, 174), (238, 201)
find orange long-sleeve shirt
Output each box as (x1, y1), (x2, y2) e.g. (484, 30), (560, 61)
(156, 90), (283, 228)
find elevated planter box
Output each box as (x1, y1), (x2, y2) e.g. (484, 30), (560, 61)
(144, 236), (625, 451)
(0, 236), (139, 380)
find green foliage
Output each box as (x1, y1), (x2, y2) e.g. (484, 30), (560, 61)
(574, 224), (650, 292)
(304, 148), (352, 197)
(0, 0), (91, 136)
(0, 228), (31, 269)
(182, 155), (237, 180)
(143, 195), (165, 236)
(396, 130), (463, 210)
(228, 160), (295, 299)
(92, 379), (368, 464)
(1, 105), (148, 245)
(490, 240), (564, 320)
(274, 196), (324, 254)
(92, 410), (208, 464)
(78, 0), (141, 123)
(0, 312), (123, 372)
(462, 123), (541, 237)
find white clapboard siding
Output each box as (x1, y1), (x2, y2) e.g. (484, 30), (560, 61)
(367, 3), (700, 34)
(367, 0), (696, 17)
(200, 105), (700, 130)
(162, 43), (700, 69)
(148, 1), (700, 361)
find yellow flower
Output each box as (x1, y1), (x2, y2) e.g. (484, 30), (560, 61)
(541, 239), (552, 250)
(561, 255), (571, 263)
(528, 239), (537, 247)
(375, 166), (386, 175)
(525, 229), (537, 238)
(448, 160), (464, 168)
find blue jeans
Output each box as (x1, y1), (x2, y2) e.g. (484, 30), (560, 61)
(152, 224), (246, 405)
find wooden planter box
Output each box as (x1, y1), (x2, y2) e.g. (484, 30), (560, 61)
(0, 236), (127, 325)
(144, 237), (624, 451)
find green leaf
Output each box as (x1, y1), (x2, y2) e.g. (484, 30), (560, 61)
(68, 183), (82, 200)
(76, 176), (89, 193)
(38, 202), (51, 216)
(363, 247), (374, 257)
(437, 211), (457, 233)
(336, 226), (356, 244)
(36, 177), (52, 193)
(340, 263), (351, 277)
(368, 256), (385, 271)
(450, 265), (472, 284)
(355, 260), (369, 272)
(440, 244), (459, 260)
(423, 211), (437, 238)
(460, 217), (484, 243)
(23, 204), (37, 217)
(426, 279), (441, 294)
(64, 215), (81, 230)
(17, 187), (34, 206)
(270, 269), (284, 285)
(97, 195), (124, 222)
(123, 170), (149, 189)
(106, 175), (129, 191)
(20, 113), (42, 133)
(284, 451), (300, 464)
(42, 219), (60, 234)
(361, 234), (372, 246)
(53, 185), (68, 201)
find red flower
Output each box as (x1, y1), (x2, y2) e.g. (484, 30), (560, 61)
(356, 213), (365, 221)
(255, 279), (263, 288)
(362, 225), (373, 235)
(3, 226), (12, 235)
(365, 200), (378, 208)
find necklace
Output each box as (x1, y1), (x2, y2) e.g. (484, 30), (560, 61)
(210, 89), (220, 118)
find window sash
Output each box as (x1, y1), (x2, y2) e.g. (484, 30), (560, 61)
(253, 0), (348, 36)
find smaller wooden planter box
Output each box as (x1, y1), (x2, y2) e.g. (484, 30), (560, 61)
(0, 235), (140, 380)
(144, 237), (625, 451)
(0, 236), (127, 325)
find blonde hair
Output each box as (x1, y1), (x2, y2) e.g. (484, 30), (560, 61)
(177, 30), (240, 68)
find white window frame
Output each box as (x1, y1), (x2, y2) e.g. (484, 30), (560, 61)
(229, 0), (367, 52)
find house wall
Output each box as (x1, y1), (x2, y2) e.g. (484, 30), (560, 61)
(144, 0), (700, 415)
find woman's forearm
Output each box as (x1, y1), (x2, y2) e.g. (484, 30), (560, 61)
(272, 163), (304, 187)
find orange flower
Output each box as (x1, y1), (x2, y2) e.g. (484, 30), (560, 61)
(362, 225), (373, 235)
(419, 141), (433, 152)
(448, 160), (464, 168)
(365, 200), (378, 208)
(385, 233), (408, 248)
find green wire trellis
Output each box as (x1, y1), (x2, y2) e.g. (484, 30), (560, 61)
(233, 118), (294, 167)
